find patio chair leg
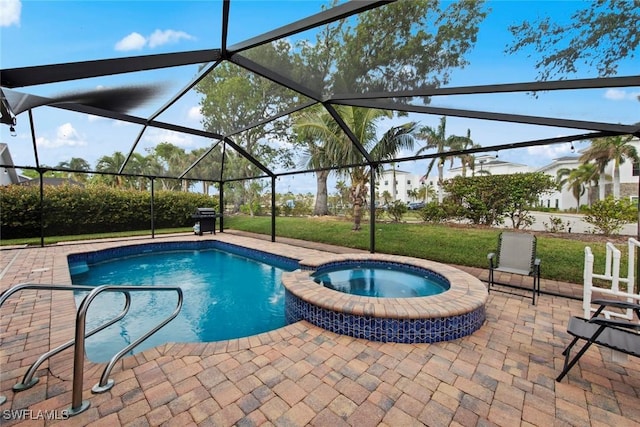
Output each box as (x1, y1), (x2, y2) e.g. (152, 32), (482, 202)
(556, 325), (606, 382)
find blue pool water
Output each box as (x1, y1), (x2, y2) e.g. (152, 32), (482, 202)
(70, 246), (295, 362)
(312, 264), (449, 298)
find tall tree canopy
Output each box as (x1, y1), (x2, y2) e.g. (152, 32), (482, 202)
(507, 0), (640, 79)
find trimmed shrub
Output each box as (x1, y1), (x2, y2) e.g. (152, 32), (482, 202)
(0, 184), (217, 239)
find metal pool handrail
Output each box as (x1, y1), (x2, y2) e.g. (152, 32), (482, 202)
(69, 284), (183, 416)
(0, 283), (132, 404)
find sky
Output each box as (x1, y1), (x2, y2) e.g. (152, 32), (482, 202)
(1, 0), (638, 194)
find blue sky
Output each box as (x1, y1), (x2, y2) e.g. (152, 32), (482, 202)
(1, 0), (638, 193)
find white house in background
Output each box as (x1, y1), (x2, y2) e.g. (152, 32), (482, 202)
(0, 143), (23, 186)
(448, 154), (532, 177)
(375, 169), (422, 204)
(536, 156), (583, 210)
(422, 138), (640, 211)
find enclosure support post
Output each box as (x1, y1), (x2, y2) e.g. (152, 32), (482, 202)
(38, 168), (45, 248)
(369, 167), (375, 254)
(219, 181), (225, 233)
(150, 177), (155, 239)
(271, 176), (276, 242)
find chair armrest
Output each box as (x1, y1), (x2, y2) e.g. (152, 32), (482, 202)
(591, 299), (640, 311)
(590, 317), (640, 332)
(487, 252), (496, 268)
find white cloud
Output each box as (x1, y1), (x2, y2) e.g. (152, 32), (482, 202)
(0, 0), (20, 27)
(524, 141), (577, 163)
(115, 29), (194, 52)
(187, 106), (203, 122)
(148, 29), (194, 48)
(115, 32), (146, 51)
(37, 123), (87, 148)
(143, 128), (193, 148)
(604, 88), (640, 101)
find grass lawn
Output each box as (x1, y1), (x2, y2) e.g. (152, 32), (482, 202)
(0, 215), (624, 286)
(224, 215), (622, 285)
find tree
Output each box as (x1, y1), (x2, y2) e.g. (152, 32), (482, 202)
(416, 116), (473, 203)
(443, 173), (556, 228)
(507, 0), (640, 79)
(94, 152), (127, 187)
(556, 167), (587, 211)
(56, 157), (90, 183)
(579, 135), (638, 199)
(290, 1), (487, 214)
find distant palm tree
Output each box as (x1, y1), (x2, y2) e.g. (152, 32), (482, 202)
(56, 157), (90, 183)
(580, 135), (638, 199)
(556, 168), (586, 212)
(296, 105), (417, 229)
(95, 152), (127, 187)
(416, 116), (473, 202)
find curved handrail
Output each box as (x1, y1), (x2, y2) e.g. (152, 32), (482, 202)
(13, 291), (132, 391)
(69, 284), (183, 415)
(0, 283), (131, 403)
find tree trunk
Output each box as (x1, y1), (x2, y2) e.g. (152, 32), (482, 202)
(351, 182), (366, 231)
(613, 163), (621, 199)
(437, 162), (444, 204)
(313, 170), (330, 215)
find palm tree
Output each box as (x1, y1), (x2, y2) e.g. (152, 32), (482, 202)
(95, 152), (127, 187)
(416, 117), (473, 203)
(56, 157), (90, 183)
(580, 135), (639, 199)
(556, 168), (585, 212)
(294, 105), (339, 216)
(296, 106), (417, 228)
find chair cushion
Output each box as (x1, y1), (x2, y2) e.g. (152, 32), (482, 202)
(567, 317), (640, 357)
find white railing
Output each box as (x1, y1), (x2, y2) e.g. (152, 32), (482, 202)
(583, 238), (640, 320)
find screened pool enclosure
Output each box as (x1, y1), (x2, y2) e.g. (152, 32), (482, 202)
(1, 0), (639, 249)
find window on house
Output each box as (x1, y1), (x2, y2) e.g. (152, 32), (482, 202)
(407, 180), (411, 185)
(384, 181), (388, 186)
(555, 199), (559, 209)
(633, 161), (639, 176)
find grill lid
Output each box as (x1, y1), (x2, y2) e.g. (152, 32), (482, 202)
(194, 207), (216, 216)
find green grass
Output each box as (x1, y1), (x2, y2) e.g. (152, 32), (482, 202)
(0, 227), (194, 246)
(224, 215), (612, 285)
(1, 216), (615, 285)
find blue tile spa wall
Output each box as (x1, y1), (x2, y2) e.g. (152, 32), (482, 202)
(285, 291), (485, 344)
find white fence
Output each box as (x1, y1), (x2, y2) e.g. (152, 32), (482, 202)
(583, 238), (640, 320)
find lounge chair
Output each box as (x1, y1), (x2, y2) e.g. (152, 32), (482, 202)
(487, 231), (541, 304)
(556, 299), (640, 382)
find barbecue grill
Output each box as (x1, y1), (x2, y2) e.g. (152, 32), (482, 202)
(192, 207), (220, 235)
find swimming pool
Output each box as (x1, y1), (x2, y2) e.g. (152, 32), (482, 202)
(69, 241), (297, 362)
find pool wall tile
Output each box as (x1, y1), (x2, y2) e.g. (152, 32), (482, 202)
(67, 240), (299, 273)
(285, 290), (485, 343)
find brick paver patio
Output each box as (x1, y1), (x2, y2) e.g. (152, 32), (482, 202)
(1, 232), (638, 426)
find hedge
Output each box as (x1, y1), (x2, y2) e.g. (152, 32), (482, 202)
(0, 184), (218, 239)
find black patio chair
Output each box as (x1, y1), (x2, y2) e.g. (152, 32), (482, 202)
(556, 299), (640, 382)
(487, 231), (541, 304)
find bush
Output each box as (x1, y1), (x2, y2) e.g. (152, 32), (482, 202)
(542, 215), (569, 233)
(583, 196), (637, 236)
(386, 200), (408, 222)
(0, 184), (217, 239)
(417, 201), (448, 223)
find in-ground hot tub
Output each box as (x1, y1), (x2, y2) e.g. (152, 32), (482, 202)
(282, 253), (488, 343)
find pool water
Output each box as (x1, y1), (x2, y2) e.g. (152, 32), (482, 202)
(71, 249), (292, 362)
(312, 266), (448, 298)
